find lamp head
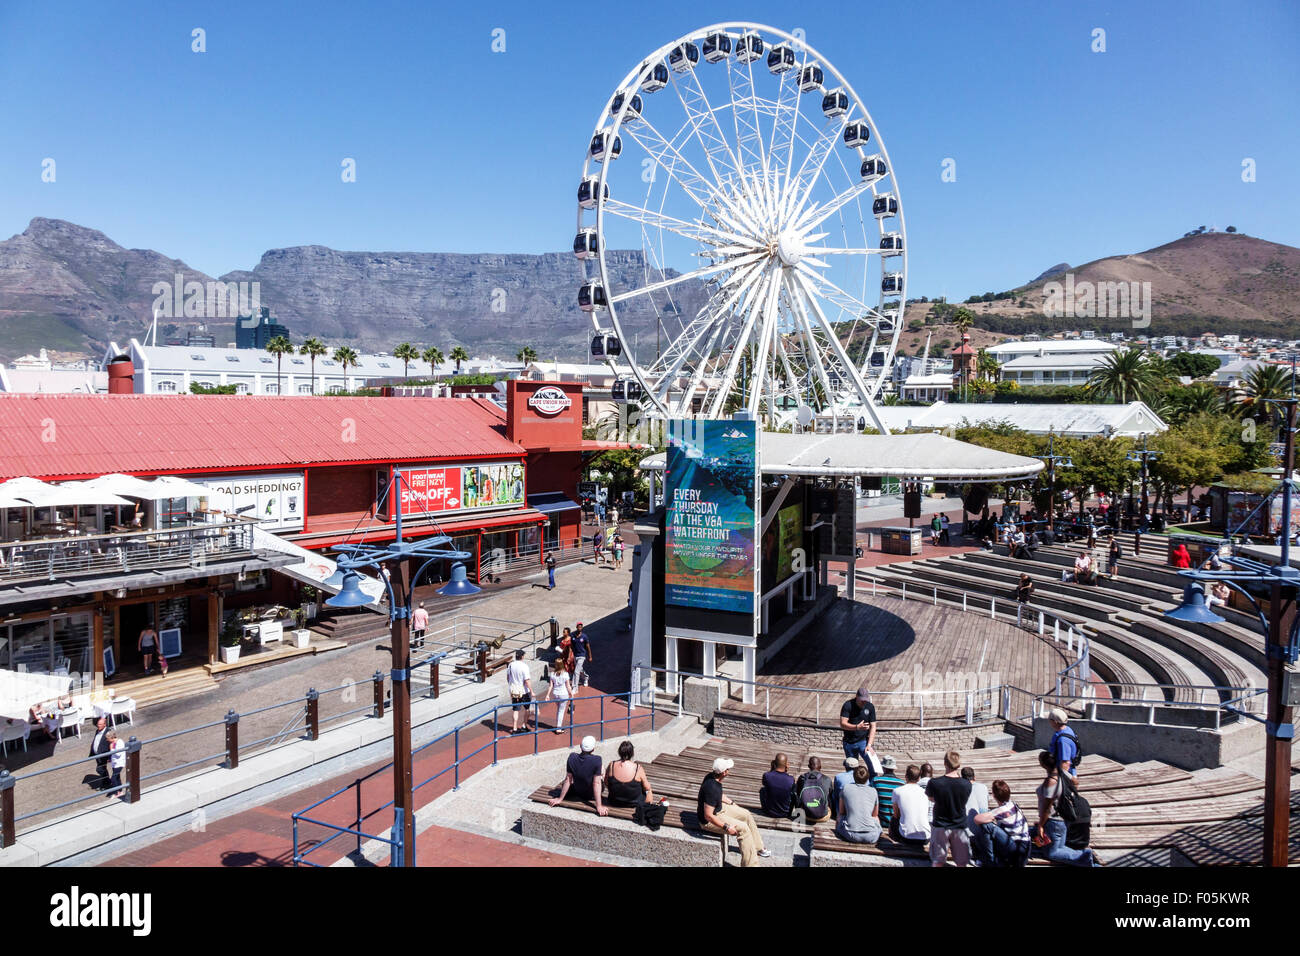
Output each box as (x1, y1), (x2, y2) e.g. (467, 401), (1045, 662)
(1163, 583), (1225, 624)
(437, 562), (482, 597)
(325, 569), (372, 608)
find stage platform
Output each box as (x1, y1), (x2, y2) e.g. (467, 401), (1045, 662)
(718, 595), (1069, 729)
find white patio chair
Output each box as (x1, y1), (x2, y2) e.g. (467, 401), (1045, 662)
(0, 720), (30, 754)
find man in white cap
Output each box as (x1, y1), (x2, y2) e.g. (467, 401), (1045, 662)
(548, 735), (607, 816)
(1047, 708), (1079, 782)
(698, 756), (771, 865)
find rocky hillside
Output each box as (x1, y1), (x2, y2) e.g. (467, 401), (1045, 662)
(0, 218), (707, 361)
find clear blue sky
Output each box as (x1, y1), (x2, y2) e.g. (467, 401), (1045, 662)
(2, 0), (1297, 300)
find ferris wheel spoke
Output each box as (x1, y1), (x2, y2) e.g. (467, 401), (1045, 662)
(791, 270), (889, 432)
(670, 67), (743, 190)
(796, 180), (875, 231)
(727, 51), (767, 178)
(794, 263), (884, 323)
(609, 254), (763, 305)
(767, 47), (810, 191)
(781, 115), (850, 225)
(782, 273), (838, 408)
(621, 116), (717, 208)
(706, 266), (777, 419)
(603, 199), (747, 247)
(744, 270), (784, 416)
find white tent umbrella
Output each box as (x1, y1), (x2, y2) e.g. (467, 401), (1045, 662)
(150, 475), (216, 499)
(0, 477), (58, 501)
(82, 473), (167, 500)
(47, 482), (133, 507)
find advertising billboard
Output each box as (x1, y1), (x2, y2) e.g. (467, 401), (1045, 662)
(191, 472), (305, 531)
(775, 503), (804, 584)
(665, 420), (759, 637)
(394, 462), (525, 516)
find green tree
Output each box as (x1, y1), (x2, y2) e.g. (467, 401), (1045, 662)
(1167, 352), (1221, 379)
(1150, 416), (1233, 512)
(1232, 363), (1292, 424)
(332, 345), (359, 390)
(393, 342), (419, 378)
(1158, 383), (1224, 424)
(951, 307), (975, 336)
(265, 335), (294, 395)
(189, 382), (238, 395)
(1084, 346), (1168, 404)
(1057, 436), (1137, 515)
(449, 346), (470, 374)
(516, 345), (538, 363)
(299, 336), (327, 394)
(975, 348), (999, 380)
(421, 345), (444, 380)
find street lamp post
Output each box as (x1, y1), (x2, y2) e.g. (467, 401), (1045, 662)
(1036, 433), (1074, 534)
(1165, 398), (1298, 866)
(324, 470), (477, 866)
(1126, 434), (1159, 528)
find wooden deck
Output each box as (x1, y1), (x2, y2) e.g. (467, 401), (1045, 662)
(721, 595), (1069, 727)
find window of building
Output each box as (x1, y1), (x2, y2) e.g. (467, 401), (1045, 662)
(234, 383), (249, 394)
(265, 383), (279, 395)
(291, 358), (305, 365)
(259, 357), (273, 364)
(298, 384), (312, 394)
(191, 354), (206, 361)
(226, 355), (240, 363)
(156, 380), (178, 392)
(328, 385), (344, 394)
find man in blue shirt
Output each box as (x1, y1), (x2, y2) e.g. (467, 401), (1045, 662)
(871, 755), (905, 829)
(1048, 708), (1079, 781)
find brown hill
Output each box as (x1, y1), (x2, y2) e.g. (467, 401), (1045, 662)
(957, 232), (1300, 337)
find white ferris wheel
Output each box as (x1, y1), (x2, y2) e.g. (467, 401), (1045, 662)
(575, 22), (906, 431)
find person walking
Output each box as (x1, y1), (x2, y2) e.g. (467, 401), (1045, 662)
(89, 717), (111, 791)
(939, 513), (951, 545)
(613, 533), (625, 569)
(1107, 537), (1122, 578)
(545, 660), (573, 733)
(411, 601), (429, 649)
(592, 527), (605, 566)
(105, 730), (125, 799)
(572, 623), (593, 688)
(545, 552), (557, 590)
(506, 649), (533, 734)
(138, 623), (159, 676)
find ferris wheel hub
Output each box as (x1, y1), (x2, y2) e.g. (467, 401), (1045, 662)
(775, 229), (806, 268)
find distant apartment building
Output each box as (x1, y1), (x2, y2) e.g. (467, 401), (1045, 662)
(235, 307), (291, 349)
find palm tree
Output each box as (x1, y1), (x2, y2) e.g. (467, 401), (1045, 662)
(421, 346), (444, 380)
(951, 306), (975, 336)
(1233, 363), (1293, 422)
(299, 337), (327, 394)
(517, 346), (538, 364)
(265, 335), (294, 395)
(393, 342), (419, 379)
(449, 346), (469, 375)
(1084, 346), (1166, 404)
(1160, 383), (1225, 424)
(332, 346), (359, 392)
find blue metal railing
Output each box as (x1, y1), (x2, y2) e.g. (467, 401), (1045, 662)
(291, 689), (656, 867)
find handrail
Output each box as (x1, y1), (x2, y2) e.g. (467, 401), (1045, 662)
(0, 616), (550, 843)
(853, 570), (1092, 698)
(291, 688), (656, 867)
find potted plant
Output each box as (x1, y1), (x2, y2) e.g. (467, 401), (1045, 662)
(300, 585), (318, 622)
(293, 607), (312, 648)
(220, 620), (243, 664)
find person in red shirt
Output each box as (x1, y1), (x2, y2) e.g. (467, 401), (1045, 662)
(1171, 543), (1192, 569)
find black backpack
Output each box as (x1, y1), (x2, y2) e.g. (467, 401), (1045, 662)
(799, 772), (830, 819)
(1056, 773), (1091, 828)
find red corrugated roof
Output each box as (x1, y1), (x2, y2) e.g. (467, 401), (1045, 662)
(0, 394), (524, 480)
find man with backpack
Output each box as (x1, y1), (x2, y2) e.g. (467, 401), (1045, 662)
(1048, 708), (1080, 782)
(795, 756), (832, 822)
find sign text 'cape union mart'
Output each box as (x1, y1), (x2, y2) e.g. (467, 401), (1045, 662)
(527, 386), (573, 416)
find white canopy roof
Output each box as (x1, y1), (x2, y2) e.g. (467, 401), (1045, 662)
(149, 475), (221, 499)
(83, 473), (169, 499)
(639, 431), (1044, 483)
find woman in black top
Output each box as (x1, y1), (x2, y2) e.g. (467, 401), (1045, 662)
(605, 740), (654, 806)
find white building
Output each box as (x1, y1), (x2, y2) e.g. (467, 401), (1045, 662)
(998, 352), (1112, 387)
(1211, 359), (1265, 388)
(872, 401), (1167, 439)
(984, 339), (1118, 364)
(898, 373), (954, 403)
(0, 365), (107, 394)
(117, 340), (515, 395)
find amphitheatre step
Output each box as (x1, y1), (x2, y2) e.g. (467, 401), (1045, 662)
(879, 559), (1241, 697)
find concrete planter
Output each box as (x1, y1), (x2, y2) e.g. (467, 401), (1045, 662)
(219, 644), (241, 664)
(293, 629), (311, 649)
